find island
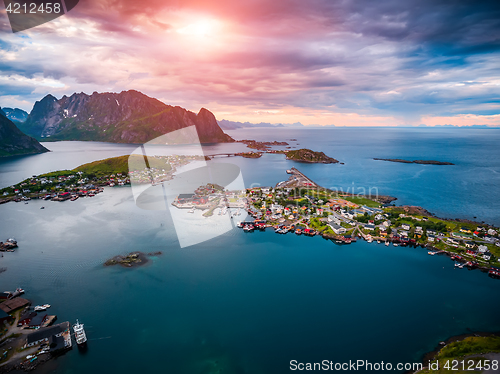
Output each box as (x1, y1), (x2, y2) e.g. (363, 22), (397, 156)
(104, 251), (162, 268)
(374, 158), (454, 165)
(238, 139), (289, 150)
(283, 149), (339, 164)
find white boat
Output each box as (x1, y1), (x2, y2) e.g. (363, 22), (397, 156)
(385, 241), (389, 246)
(377, 240), (381, 244)
(393, 243), (399, 247)
(73, 320), (87, 346)
(42, 304), (50, 308)
(34, 305), (47, 311)
(188, 208), (195, 213)
(428, 251), (436, 255)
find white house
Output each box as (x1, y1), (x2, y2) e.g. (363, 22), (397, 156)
(478, 245), (488, 253)
(329, 223), (346, 235)
(365, 224), (375, 231)
(488, 228), (497, 236)
(428, 235), (435, 242)
(327, 215), (341, 225)
(447, 238), (459, 245)
(401, 224), (410, 230)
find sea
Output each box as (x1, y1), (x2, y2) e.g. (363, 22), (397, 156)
(0, 127), (499, 374)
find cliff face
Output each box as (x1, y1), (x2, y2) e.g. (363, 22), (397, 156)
(0, 108), (49, 157)
(20, 90), (234, 144)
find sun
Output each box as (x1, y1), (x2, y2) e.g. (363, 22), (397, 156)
(177, 20), (217, 37)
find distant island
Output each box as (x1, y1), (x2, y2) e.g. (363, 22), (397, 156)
(238, 139), (289, 150)
(374, 158), (454, 165)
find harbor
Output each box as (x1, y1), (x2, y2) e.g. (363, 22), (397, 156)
(0, 287), (86, 372)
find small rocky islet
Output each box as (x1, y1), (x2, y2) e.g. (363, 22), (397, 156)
(104, 251), (162, 268)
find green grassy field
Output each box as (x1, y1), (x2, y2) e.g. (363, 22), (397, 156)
(419, 336), (500, 374)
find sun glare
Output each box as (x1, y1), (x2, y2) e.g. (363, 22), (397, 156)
(177, 20), (216, 37)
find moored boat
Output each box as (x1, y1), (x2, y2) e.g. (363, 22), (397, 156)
(73, 320), (87, 347)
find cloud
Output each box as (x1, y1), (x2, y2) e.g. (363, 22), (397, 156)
(0, 0), (498, 126)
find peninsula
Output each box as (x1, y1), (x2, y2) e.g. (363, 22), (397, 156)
(170, 167), (500, 279)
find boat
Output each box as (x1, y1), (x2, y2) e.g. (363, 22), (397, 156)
(188, 208), (195, 213)
(42, 304), (50, 308)
(71, 196), (79, 201)
(243, 225), (254, 232)
(34, 305), (47, 311)
(377, 240), (381, 244)
(295, 229), (302, 235)
(73, 320), (87, 347)
(428, 251), (436, 255)
(385, 241), (389, 246)
(393, 243), (399, 247)
(16, 288), (24, 294)
(40, 206), (45, 209)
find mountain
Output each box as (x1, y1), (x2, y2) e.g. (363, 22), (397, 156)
(0, 108), (49, 157)
(1, 107), (28, 123)
(218, 119), (304, 130)
(19, 90), (234, 144)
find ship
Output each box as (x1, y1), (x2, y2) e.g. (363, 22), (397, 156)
(73, 320), (87, 347)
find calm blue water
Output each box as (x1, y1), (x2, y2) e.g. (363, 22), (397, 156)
(0, 127), (499, 373)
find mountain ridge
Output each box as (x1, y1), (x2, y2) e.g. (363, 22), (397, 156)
(1, 107), (28, 123)
(19, 90), (234, 144)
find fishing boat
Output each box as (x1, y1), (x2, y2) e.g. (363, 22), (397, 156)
(243, 225), (254, 232)
(428, 251), (436, 255)
(73, 320), (87, 347)
(385, 241), (389, 246)
(34, 305), (47, 311)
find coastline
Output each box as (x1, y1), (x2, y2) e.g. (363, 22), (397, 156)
(407, 331), (500, 374)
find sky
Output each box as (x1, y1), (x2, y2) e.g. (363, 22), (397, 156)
(0, 0), (499, 127)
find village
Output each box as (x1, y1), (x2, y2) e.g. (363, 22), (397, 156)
(0, 288), (75, 372)
(172, 168), (500, 279)
(0, 155), (204, 205)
